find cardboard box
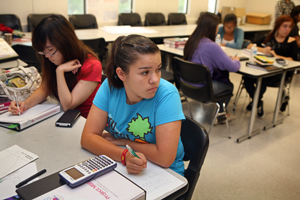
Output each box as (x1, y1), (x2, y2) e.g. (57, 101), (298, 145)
(246, 13), (271, 25)
(221, 6), (246, 25)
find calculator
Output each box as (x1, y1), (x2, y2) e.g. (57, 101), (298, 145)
(59, 155), (117, 188)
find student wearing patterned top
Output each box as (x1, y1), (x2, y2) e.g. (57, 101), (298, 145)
(275, 0), (295, 20)
(81, 34), (185, 175)
(290, 6), (300, 48)
(8, 15), (102, 118)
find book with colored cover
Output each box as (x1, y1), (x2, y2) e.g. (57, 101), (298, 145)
(0, 38), (19, 63)
(246, 62), (283, 72)
(0, 103), (60, 131)
(0, 97), (11, 113)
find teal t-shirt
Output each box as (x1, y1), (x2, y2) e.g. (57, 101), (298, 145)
(93, 78), (185, 175)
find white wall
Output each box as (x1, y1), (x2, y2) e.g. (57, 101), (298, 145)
(218, 0), (247, 12)
(0, 0), (68, 31)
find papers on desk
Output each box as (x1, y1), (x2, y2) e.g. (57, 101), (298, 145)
(0, 103), (60, 131)
(101, 26), (157, 34)
(0, 145), (38, 179)
(0, 162), (38, 200)
(115, 161), (186, 200)
(33, 170), (145, 200)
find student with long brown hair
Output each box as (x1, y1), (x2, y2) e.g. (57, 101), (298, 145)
(184, 12), (240, 122)
(8, 14), (102, 118)
(245, 15), (298, 117)
(81, 34), (185, 175)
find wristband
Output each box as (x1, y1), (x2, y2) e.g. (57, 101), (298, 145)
(121, 149), (128, 166)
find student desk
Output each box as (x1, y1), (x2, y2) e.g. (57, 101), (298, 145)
(19, 23), (272, 44)
(0, 112), (188, 199)
(158, 44), (300, 143)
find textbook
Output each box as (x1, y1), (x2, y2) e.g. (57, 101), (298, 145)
(0, 103), (60, 131)
(0, 97), (11, 114)
(246, 62), (283, 72)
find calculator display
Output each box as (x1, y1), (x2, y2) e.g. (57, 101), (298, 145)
(65, 168), (84, 180)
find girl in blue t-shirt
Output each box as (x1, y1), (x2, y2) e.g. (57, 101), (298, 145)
(81, 34), (185, 175)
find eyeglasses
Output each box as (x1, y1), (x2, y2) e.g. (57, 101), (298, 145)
(38, 49), (58, 56)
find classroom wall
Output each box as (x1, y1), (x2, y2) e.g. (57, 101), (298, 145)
(0, 0), (68, 31)
(218, 0), (247, 11)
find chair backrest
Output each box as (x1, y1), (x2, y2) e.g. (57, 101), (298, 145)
(172, 57), (216, 102)
(118, 13), (142, 26)
(80, 38), (108, 62)
(167, 13), (187, 25)
(69, 14), (98, 30)
(12, 45), (42, 73)
(242, 39), (251, 49)
(27, 14), (51, 32)
(0, 14), (22, 31)
(179, 116), (209, 200)
(144, 13), (166, 26)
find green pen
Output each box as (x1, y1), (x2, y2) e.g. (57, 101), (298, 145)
(126, 145), (140, 158)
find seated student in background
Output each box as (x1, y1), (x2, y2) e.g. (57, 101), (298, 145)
(244, 15), (298, 117)
(290, 6), (300, 48)
(81, 34), (185, 175)
(217, 13), (244, 49)
(183, 12), (240, 122)
(8, 14), (102, 118)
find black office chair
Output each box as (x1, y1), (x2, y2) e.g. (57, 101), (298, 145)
(164, 116), (209, 200)
(172, 57), (232, 138)
(118, 13), (142, 26)
(27, 14), (51, 32)
(12, 45), (42, 73)
(0, 14), (22, 31)
(144, 13), (166, 26)
(81, 38), (108, 70)
(167, 13), (187, 25)
(69, 14), (98, 29)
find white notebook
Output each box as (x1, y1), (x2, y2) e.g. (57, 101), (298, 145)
(0, 103), (60, 130)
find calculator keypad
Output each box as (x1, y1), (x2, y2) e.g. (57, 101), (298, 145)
(78, 155), (114, 174)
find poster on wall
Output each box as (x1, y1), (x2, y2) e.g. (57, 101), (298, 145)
(86, 0), (118, 22)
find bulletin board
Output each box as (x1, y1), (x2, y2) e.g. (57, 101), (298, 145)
(86, 0), (118, 22)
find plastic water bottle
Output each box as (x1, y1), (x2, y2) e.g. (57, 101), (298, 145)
(250, 43), (257, 64)
(215, 34), (221, 45)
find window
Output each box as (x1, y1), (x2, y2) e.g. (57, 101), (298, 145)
(208, 0), (219, 14)
(68, 0), (85, 15)
(178, 0), (188, 13)
(119, 0), (133, 13)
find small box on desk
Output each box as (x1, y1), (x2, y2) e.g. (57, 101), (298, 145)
(221, 7), (246, 25)
(246, 13), (271, 25)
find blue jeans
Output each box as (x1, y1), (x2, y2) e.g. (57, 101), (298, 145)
(212, 80), (234, 112)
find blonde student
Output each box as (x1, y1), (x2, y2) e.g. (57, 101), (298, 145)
(8, 14), (102, 118)
(81, 34), (185, 175)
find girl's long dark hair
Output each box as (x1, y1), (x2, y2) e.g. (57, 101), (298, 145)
(106, 34), (159, 89)
(32, 14), (99, 100)
(183, 12), (219, 60)
(264, 15), (294, 44)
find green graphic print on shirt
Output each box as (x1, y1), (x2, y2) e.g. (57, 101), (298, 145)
(126, 114), (153, 144)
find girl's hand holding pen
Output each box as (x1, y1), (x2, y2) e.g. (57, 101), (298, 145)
(126, 151), (147, 174)
(8, 101), (27, 115)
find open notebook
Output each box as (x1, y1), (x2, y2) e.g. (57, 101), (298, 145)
(0, 103), (60, 131)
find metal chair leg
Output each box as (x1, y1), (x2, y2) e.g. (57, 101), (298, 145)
(233, 78), (244, 111)
(208, 103), (220, 134)
(223, 102), (231, 139)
